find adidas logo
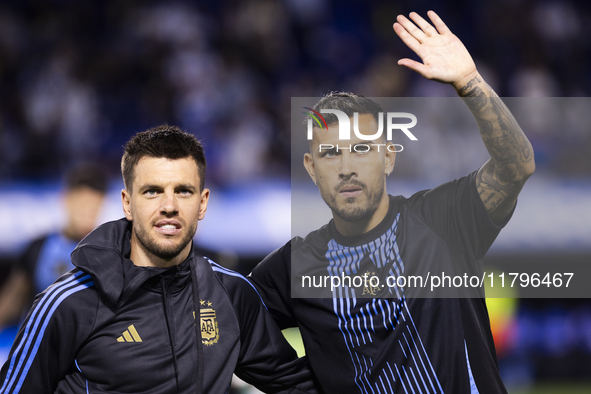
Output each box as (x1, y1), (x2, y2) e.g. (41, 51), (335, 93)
(117, 324), (143, 343)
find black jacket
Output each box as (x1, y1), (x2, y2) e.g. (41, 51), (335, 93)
(0, 219), (317, 393)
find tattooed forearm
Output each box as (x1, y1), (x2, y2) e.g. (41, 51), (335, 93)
(458, 73), (535, 223)
(458, 76), (483, 97)
(475, 117), (493, 136)
(465, 96), (486, 112)
(483, 99), (533, 179)
(458, 76), (492, 112)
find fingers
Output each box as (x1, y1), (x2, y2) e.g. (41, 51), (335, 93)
(394, 11), (451, 41)
(395, 14), (428, 44)
(408, 12), (438, 37)
(393, 22), (421, 54)
(397, 58), (431, 79)
(427, 10), (451, 35)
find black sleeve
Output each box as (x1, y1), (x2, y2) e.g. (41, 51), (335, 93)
(0, 270), (96, 394)
(248, 240), (298, 329)
(232, 276), (320, 393)
(18, 236), (47, 279)
(409, 171), (513, 259)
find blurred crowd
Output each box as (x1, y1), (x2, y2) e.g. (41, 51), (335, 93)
(497, 299), (591, 388)
(1, 0), (591, 186)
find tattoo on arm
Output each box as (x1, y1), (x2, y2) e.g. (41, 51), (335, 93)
(476, 163), (518, 224)
(457, 76), (535, 224)
(458, 76), (483, 97)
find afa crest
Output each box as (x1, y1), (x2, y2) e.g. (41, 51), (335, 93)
(196, 299), (219, 346)
(362, 271), (379, 296)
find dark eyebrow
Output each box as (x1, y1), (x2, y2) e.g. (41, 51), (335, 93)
(139, 184), (197, 192)
(140, 184), (163, 192)
(176, 184), (197, 192)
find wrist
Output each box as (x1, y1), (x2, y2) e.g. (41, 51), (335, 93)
(453, 70), (481, 95)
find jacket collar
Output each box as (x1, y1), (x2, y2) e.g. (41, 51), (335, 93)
(71, 218), (193, 307)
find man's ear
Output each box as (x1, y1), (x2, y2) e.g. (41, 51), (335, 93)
(198, 188), (210, 220)
(303, 153), (317, 185)
(385, 143), (396, 176)
(121, 189), (133, 221)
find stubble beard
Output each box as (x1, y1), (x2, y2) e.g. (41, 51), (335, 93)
(133, 220), (196, 261)
(320, 178), (385, 223)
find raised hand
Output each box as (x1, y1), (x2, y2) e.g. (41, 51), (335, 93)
(393, 11), (478, 91)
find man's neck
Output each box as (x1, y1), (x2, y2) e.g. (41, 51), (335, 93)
(333, 193), (390, 237)
(62, 227), (82, 243)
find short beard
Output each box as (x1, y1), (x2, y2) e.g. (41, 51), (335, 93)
(321, 178), (384, 223)
(134, 221), (196, 261)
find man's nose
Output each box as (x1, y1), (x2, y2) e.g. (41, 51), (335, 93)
(160, 191), (178, 214)
(338, 151), (357, 179)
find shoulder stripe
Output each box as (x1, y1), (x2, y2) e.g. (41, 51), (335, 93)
(1, 271), (94, 394)
(1, 272), (85, 393)
(464, 341), (480, 394)
(75, 359), (90, 394)
(206, 258), (268, 310)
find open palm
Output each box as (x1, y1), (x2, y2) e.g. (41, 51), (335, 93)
(393, 11), (477, 88)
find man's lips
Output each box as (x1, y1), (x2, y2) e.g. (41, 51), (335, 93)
(154, 220), (182, 235)
(339, 186), (363, 198)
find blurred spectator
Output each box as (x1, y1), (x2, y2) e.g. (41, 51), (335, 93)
(0, 163), (108, 328)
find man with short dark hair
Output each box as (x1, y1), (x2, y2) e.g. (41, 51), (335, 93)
(249, 12), (535, 393)
(0, 125), (319, 393)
